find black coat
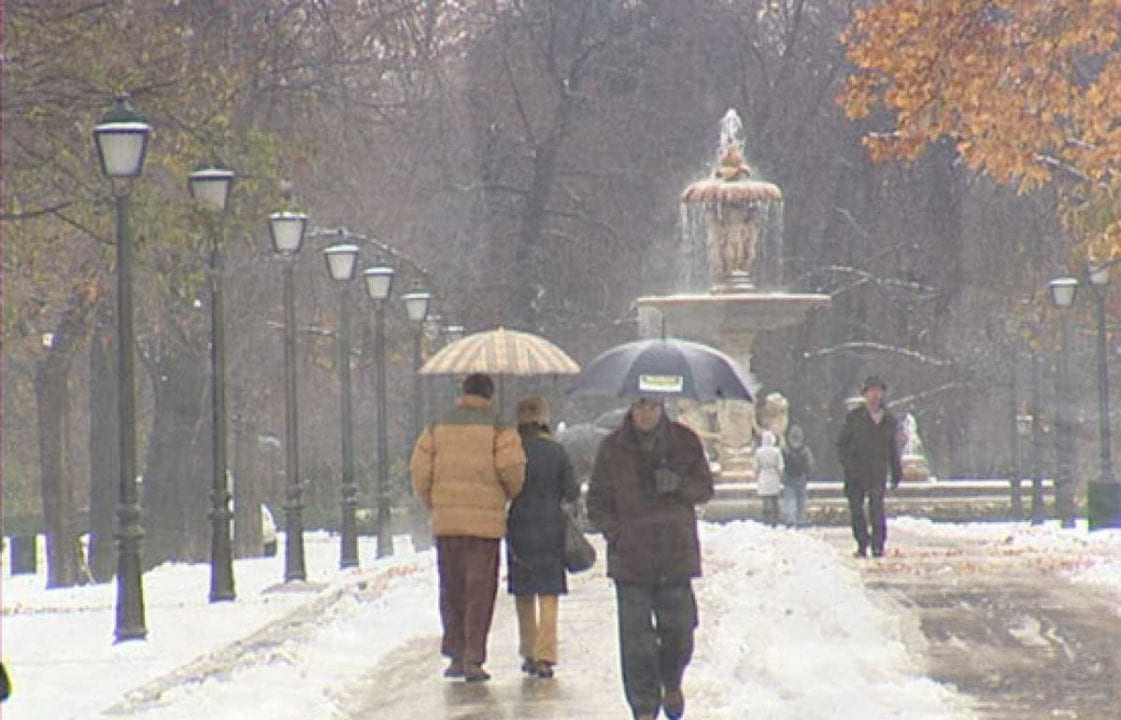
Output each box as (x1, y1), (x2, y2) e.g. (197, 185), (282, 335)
(506, 429), (580, 596)
(835, 405), (903, 490)
(586, 416), (714, 585)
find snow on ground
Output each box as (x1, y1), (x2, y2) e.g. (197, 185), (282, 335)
(694, 522), (971, 719)
(2, 534), (434, 720)
(890, 516), (1121, 600)
(13, 519), (1117, 718)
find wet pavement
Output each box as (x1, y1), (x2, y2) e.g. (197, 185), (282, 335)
(818, 525), (1121, 720)
(334, 561), (634, 719)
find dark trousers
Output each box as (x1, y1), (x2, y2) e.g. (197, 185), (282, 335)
(614, 581), (698, 718)
(845, 482), (886, 553)
(437, 536), (500, 665)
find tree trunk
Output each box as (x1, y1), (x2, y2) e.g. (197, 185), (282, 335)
(232, 408), (263, 558)
(142, 348), (211, 567)
(88, 303), (118, 582)
(36, 293), (93, 588)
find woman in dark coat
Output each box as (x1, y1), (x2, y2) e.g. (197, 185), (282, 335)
(506, 395), (580, 678)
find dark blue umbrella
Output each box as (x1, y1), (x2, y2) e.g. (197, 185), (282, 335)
(567, 337), (753, 402)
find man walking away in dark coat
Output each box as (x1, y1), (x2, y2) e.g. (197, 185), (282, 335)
(587, 398), (714, 720)
(835, 376), (903, 558)
(506, 395), (580, 679)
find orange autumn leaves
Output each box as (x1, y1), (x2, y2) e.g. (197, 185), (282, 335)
(839, 0), (1121, 261)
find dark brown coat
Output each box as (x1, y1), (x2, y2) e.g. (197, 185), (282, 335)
(586, 415), (714, 585)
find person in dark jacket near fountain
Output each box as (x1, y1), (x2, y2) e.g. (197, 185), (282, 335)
(835, 376), (903, 558)
(587, 397), (714, 720)
(506, 395), (581, 679)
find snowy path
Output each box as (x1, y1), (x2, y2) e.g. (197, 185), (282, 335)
(334, 524), (971, 720)
(819, 521), (1121, 720)
(17, 521), (1089, 718)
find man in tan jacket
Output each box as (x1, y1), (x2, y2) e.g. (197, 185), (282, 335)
(410, 373), (526, 681)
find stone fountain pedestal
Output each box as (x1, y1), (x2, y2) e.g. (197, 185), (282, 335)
(636, 291), (830, 480)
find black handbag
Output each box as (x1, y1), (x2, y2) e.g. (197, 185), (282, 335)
(563, 507), (596, 573)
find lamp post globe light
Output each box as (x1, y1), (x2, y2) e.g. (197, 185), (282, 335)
(402, 289), (432, 552)
(1048, 276), (1079, 528)
(363, 266), (396, 558)
(270, 210), (309, 581)
(1086, 261), (1119, 529)
(94, 95), (151, 642)
(188, 165), (237, 602)
(323, 238), (361, 568)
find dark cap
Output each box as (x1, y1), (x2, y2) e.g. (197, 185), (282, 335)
(462, 373), (495, 399)
(862, 375), (887, 392)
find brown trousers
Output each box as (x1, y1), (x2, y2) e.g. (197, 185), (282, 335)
(437, 536), (500, 665)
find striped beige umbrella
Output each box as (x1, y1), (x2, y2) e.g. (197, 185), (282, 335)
(419, 327), (580, 376)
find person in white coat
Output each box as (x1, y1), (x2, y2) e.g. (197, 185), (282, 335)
(755, 431), (784, 527)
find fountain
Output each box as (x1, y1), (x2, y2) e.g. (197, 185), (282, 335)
(636, 109), (830, 480)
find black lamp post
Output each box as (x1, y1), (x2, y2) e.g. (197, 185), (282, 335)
(1007, 353), (1023, 521)
(189, 165), (237, 601)
(363, 266), (396, 558)
(94, 95), (151, 642)
(323, 237), (361, 568)
(269, 210), (309, 580)
(402, 289), (432, 552)
(1049, 276), (1079, 528)
(1087, 261), (1119, 529)
(1029, 352), (1046, 525)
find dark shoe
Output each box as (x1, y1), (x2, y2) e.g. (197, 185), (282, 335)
(664, 687), (685, 719)
(521, 657), (537, 675)
(534, 660), (555, 679)
(853, 547), (868, 558)
(872, 548), (885, 558)
(463, 662), (491, 682)
(443, 658), (465, 678)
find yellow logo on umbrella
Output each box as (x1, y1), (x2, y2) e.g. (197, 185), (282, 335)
(638, 375), (684, 393)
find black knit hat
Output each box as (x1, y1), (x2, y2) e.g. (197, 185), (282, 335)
(862, 375), (887, 392)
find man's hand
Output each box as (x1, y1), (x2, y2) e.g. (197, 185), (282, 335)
(653, 466), (683, 496)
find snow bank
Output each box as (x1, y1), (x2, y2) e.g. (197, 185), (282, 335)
(695, 522), (971, 719)
(890, 517), (1121, 601)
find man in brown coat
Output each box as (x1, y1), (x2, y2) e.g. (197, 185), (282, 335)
(587, 398), (714, 720)
(410, 373), (526, 681)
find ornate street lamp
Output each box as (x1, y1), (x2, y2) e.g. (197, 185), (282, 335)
(189, 165), (236, 602)
(402, 289), (432, 552)
(1049, 276), (1079, 528)
(363, 266), (396, 558)
(269, 210), (309, 580)
(94, 94), (151, 642)
(1087, 261), (1119, 528)
(323, 237), (361, 568)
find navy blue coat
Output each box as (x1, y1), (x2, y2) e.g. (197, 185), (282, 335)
(506, 429), (580, 596)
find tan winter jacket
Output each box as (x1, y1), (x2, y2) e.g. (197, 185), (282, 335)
(410, 394), (526, 539)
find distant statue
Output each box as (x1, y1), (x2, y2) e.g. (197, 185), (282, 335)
(705, 202), (760, 284)
(900, 412), (931, 482)
(715, 398), (757, 476)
